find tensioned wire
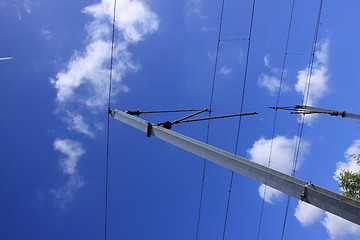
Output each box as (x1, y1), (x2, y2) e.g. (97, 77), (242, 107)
(196, 0), (226, 239)
(222, 0), (257, 239)
(280, 0), (324, 239)
(105, 0), (117, 240)
(256, 0), (295, 239)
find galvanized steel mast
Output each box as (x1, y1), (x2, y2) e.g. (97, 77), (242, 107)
(109, 109), (360, 225)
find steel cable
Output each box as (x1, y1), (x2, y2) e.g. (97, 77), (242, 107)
(196, 0), (226, 239)
(256, 0), (295, 239)
(104, 0), (117, 239)
(222, 0), (257, 239)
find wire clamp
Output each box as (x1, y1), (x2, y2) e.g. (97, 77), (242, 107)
(108, 108), (115, 117)
(158, 121), (172, 129)
(329, 111), (347, 118)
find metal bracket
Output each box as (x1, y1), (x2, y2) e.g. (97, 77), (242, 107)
(146, 123), (153, 137)
(300, 182), (314, 201)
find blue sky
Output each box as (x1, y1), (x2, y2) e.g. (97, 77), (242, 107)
(1, 0), (360, 239)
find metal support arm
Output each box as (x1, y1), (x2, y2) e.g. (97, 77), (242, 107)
(271, 105), (360, 120)
(110, 109), (360, 225)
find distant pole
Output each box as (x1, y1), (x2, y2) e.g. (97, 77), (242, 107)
(110, 109), (360, 225)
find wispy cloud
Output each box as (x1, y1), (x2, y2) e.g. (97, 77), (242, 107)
(258, 74), (283, 96)
(295, 40), (330, 124)
(13, 0), (37, 20)
(219, 66), (232, 78)
(51, 0), (159, 135)
(64, 112), (95, 138)
(53, 138), (84, 176)
(264, 55), (270, 68)
(258, 55), (290, 96)
(51, 138), (85, 209)
(247, 136), (310, 203)
(50, 0), (159, 209)
(23, 0), (32, 14)
(51, 174), (84, 210)
(41, 29), (53, 42)
(186, 0), (205, 20)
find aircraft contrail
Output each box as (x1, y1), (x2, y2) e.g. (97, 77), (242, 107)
(0, 57), (14, 61)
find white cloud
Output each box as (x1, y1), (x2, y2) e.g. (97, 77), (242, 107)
(258, 74), (282, 95)
(258, 55), (289, 96)
(51, 39), (132, 107)
(50, 0), (159, 207)
(52, 138), (85, 209)
(322, 212), (360, 240)
(296, 63), (329, 119)
(219, 66), (232, 78)
(295, 40), (330, 124)
(83, 0), (159, 43)
(53, 138), (85, 175)
(52, 0), (159, 108)
(258, 184), (282, 204)
(294, 201), (323, 227)
(247, 136), (310, 203)
(65, 112), (95, 138)
(334, 139), (360, 178)
(51, 0), (159, 142)
(248, 136), (309, 174)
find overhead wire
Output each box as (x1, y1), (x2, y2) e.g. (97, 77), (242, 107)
(256, 0), (295, 239)
(104, 0), (117, 240)
(195, 0), (226, 239)
(219, 38), (249, 42)
(222, 0), (257, 239)
(280, 0), (324, 239)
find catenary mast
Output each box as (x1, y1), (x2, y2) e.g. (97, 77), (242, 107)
(109, 109), (360, 225)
